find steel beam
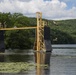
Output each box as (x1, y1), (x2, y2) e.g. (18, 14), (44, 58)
(0, 27), (37, 30)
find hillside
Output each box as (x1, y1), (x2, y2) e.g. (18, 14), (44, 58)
(48, 19), (76, 44)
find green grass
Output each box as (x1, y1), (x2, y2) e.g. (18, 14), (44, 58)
(0, 62), (48, 73)
(0, 62), (35, 73)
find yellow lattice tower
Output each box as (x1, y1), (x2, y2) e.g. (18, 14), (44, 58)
(36, 12), (45, 51)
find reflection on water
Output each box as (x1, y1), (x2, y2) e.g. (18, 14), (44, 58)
(52, 49), (76, 56)
(35, 52), (51, 75)
(2, 49), (34, 62)
(0, 45), (76, 75)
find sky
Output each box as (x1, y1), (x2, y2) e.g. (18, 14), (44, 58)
(0, 0), (76, 20)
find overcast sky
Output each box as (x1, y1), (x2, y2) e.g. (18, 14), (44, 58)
(0, 0), (76, 20)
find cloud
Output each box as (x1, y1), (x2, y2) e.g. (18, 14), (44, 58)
(0, 0), (76, 20)
(19, 0), (31, 2)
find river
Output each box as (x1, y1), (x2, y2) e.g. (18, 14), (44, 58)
(0, 44), (76, 75)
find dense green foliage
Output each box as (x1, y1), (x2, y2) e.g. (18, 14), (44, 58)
(49, 20), (76, 44)
(0, 12), (35, 49)
(0, 12), (76, 49)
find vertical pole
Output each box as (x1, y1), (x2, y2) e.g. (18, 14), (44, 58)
(36, 12), (42, 51)
(36, 12), (39, 51)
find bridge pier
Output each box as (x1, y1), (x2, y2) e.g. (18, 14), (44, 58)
(44, 26), (52, 52)
(0, 31), (5, 52)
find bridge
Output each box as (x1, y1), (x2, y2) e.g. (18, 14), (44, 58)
(0, 12), (52, 52)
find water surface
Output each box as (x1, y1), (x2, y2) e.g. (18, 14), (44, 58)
(0, 44), (76, 75)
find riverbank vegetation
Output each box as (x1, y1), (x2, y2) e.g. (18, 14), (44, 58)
(0, 12), (76, 49)
(0, 62), (48, 73)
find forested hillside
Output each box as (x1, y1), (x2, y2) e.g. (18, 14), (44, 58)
(0, 12), (76, 49)
(48, 19), (76, 44)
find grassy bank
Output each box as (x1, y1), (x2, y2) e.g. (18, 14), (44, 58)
(0, 62), (48, 73)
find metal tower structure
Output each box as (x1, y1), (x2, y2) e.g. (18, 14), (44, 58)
(34, 12), (46, 51)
